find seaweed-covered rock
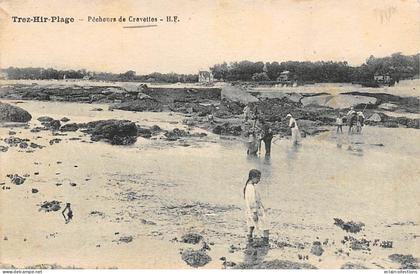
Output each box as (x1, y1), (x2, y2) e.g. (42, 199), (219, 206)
(0, 102), (32, 122)
(136, 127), (152, 138)
(39, 201), (61, 212)
(341, 262), (369, 269)
(212, 123), (242, 136)
(4, 137), (29, 147)
(310, 241), (324, 256)
(45, 120), (61, 130)
(389, 254), (419, 269)
(60, 123), (79, 132)
(235, 259), (317, 269)
(164, 128), (189, 141)
(81, 120), (138, 145)
(181, 233), (203, 244)
(110, 98), (162, 112)
(333, 218), (365, 233)
(181, 249), (212, 268)
(37, 116), (54, 123)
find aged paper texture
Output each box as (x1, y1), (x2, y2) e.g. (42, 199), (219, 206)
(0, 0), (419, 270)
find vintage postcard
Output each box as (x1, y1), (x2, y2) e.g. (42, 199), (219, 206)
(0, 0), (419, 271)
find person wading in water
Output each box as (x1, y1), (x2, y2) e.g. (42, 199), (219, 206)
(258, 119), (274, 156)
(243, 169), (269, 244)
(286, 114), (301, 145)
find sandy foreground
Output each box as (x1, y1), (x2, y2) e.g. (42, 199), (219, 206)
(0, 99), (419, 269)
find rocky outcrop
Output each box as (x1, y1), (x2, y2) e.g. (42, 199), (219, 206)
(80, 120), (138, 145)
(301, 94), (377, 109)
(181, 249), (212, 268)
(212, 123), (242, 136)
(60, 123), (80, 132)
(0, 102), (32, 122)
(110, 98), (163, 112)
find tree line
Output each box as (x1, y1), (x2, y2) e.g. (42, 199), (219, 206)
(2, 52), (419, 83)
(1, 68), (198, 83)
(210, 52), (420, 82)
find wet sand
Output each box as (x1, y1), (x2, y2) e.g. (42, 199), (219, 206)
(1, 100), (419, 269)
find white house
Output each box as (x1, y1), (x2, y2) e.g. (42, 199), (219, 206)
(198, 71), (214, 83)
(277, 71), (290, 82)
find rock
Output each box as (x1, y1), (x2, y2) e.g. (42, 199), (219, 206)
(60, 117), (70, 122)
(389, 254), (419, 269)
(301, 94), (377, 109)
(310, 241), (324, 256)
(164, 128), (189, 141)
(181, 233), (203, 244)
(91, 107), (103, 111)
(380, 241), (393, 248)
(181, 249), (212, 268)
(137, 127), (152, 138)
(8, 174), (26, 185)
(39, 201), (61, 212)
(118, 236), (133, 243)
(32, 188), (39, 193)
(212, 123), (242, 136)
(42, 119), (61, 130)
(406, 118), (420, 129)
(0, 145), (8, 152)
(235, 259), (317, 269)
(37, 116), (54, 123)
(341, 262), (369, 269)
(8, 131), (16, 135)
(384, 121), (399, 128)
(30, 127), (44, 132)
(60, 123), (79, 132)
(81, 120), (138, 145)
(0, 102), (32, 122)
(378, 103), (399, 111)
(19, 142), (29, 149)
(3, 137), (26, 148)
(30, 142), (44, 149)
(334, 218), (365, 233)
(350, 238), (370, 251)
(140, 219), (156, 225)
(49, 138), (62, 145)
(110, 99), (163, 112)
(151, 125), (161, 132)
(367, 113), (381, 122)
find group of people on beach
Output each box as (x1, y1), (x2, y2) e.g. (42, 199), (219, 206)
(241, 104), (366, 245)
(241, 104), (303, 244)
(336, 107), (365, 134)
(243, 104), (301, 158)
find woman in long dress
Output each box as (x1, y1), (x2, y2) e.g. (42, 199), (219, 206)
(286, 114), (301, 145)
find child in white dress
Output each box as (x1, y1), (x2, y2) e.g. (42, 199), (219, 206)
(243, 169), (269, 243)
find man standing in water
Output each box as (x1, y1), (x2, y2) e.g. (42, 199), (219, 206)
(356, 111), (365, 133)
(347, 107), (356, 134)
(243, 169), (269, 244)
(258, 119), (274, 156)
(286, 114), (301, 145)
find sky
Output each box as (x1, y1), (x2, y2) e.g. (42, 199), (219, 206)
(0, 0), (420, 74)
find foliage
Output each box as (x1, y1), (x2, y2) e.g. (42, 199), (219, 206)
(2, 67), (198, 83)
(209, 53), (420, 83)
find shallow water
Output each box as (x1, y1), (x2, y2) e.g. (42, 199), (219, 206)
(1, 100), (419, 268)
